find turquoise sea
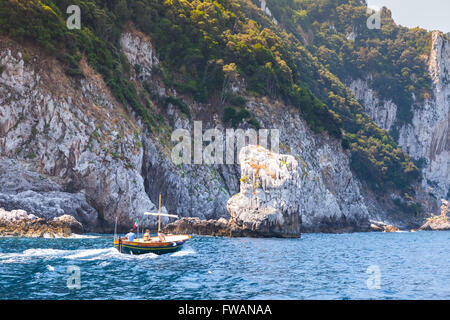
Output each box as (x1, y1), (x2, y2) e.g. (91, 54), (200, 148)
(0, 231), (449, 300)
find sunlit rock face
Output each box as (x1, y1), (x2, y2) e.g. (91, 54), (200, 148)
(245, 100), (371, 233)
(120, 24), (159, 82)
(227, 145), (302, 237)
(0, 208), (83, 238)
(349, 31), (450, 202)
(420, 199), (450, 231)
(226, 143), (372, 236)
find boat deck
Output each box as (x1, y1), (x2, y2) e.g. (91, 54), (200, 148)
(132, 235), (190, 243)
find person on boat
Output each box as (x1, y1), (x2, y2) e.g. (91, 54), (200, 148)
(158, 232), (166, 242)
(143, 229), (151, 241)
(125, 229), (136, 242)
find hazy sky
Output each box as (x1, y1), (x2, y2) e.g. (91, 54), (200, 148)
(366, 0), (450, 33)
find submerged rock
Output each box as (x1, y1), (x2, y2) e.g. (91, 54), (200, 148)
(420, 200), (450, 231)
(0, 208), (83, 237)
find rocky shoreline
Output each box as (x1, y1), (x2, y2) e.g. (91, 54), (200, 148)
(162, 217), (301, 238)
(1, 146), (448, 239)
(0, 208), (83, 238)
(2, 200), (449, 238)
(419, 200), (450, 231)
(1, 26), (448, 236)
(163, 198), (450, 237)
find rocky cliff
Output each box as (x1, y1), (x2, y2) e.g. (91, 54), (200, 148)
(349, 31), (450, 202)
(0, 22), (442, 235)
(0, 36), (156, 232)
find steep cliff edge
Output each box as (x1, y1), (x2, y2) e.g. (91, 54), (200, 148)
(0, 37), (157, 232)
(2, 19), (434, 234)
(0, 19), (439, 234)
(0, 31), (375, 233)
(349, 31), (450, 202)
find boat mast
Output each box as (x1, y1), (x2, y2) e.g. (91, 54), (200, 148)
(114, 215), (118, 240)
(158, 193), (162, 233)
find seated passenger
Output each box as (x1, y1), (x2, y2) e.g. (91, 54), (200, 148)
(125, 229), (136, 242)
(143, 229), (151, 241)
(158, 232), (166, 242)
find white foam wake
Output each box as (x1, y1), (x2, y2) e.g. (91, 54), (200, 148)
(0, 247), (158, 263)
(170, 248), (196, 257)
(63, 234), (102, 239)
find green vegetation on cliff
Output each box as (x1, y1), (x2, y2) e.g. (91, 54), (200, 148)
(261, 0), (433, 125)
(0, 0), (424, 195)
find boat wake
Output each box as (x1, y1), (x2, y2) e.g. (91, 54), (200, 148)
(0, 247), (159, 263)
(64, 234), (102, 239)
(170, 247), (196, 257)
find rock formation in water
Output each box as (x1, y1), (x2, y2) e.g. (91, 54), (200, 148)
(369, 220), (400, 232)
(165, 145), (303, 237)
(162, 217), (273, 238)
(0, 208), (83, 237)
(226, 145), (302, 237)
(420, 200), (450, 231)
(165, 145), (369, 237)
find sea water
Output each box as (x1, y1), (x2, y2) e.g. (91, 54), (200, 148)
(0, 231), (449, 300)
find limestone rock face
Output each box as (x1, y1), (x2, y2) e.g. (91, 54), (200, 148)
(349, 31), (450, 203)
(349, 79), (398, 132)
(420, 200), (450, 231)
(0, 159), (98, 229)
(0, 208), (82, 237)
(120, 24), (159, 82)
(246, 100), (371, 232)
(226, 146), (301, 237)
(0, 25), (439, 235)
(0, 38), (158, 232)
(0, 31), (376, 234)
(162, 217), (234, 237)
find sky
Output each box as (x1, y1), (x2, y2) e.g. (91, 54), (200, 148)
(366, 0), (450, 33)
